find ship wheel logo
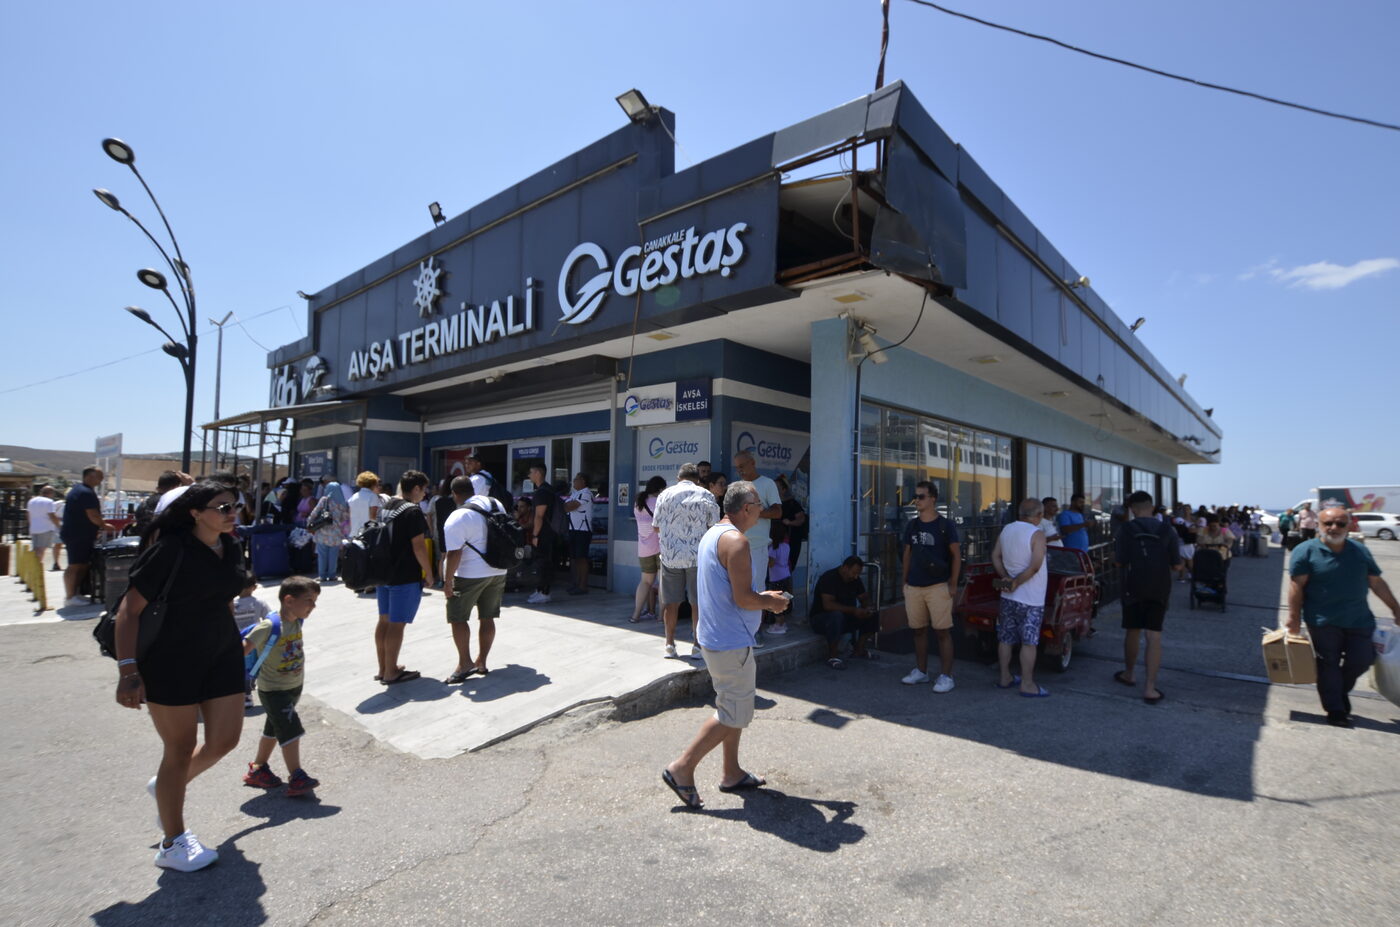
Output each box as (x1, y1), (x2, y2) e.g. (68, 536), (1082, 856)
(413, 256), (444, 317)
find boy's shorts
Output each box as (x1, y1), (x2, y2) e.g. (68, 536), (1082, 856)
(377, 582), (422, 623)
(259, 685), (305, 745)
(446, 574), (505, 622)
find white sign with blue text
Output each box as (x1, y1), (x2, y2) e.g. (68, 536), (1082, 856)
(635, 422), (711, 496)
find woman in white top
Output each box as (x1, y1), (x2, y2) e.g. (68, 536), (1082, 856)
(348, 471), (382, 533)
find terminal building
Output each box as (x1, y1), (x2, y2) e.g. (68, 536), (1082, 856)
(244, 82), (1221, 608)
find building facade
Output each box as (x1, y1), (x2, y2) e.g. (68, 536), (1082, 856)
(256, 82), (1221, 603)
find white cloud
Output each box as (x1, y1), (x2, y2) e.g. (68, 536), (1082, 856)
(1237, 258), (1280, 281)
(1261, 257), (1399, 290)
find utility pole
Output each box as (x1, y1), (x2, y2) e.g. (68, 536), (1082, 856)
(210, 311), (233, 470)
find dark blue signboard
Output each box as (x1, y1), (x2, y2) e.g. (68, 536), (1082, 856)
(299, 450), (333, 480)
(675, 378), (711, 421)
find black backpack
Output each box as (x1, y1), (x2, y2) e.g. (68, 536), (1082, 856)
(341, 500), (408, 591)
(1122, 521), (1172, 603)
(480, 470), (514, 513)
(460, 502), (527, 570)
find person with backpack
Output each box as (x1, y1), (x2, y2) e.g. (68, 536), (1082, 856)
(1113, 490), (1182, 704)
(527, 463), (563, 604)
(564, 471), (597, 596)
(373, 470), (435, 685)
(240, 576), (321, 796)
(111, 481), (246, 872)
(441, 475), (522, 682)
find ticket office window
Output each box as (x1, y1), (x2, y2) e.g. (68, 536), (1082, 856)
(1026, 443), (1074, 509)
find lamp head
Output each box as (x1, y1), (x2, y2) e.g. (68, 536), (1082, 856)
(124, 305), (154, 325)
(161, 341), (189, 360)
(615, 89), (654, 123)
(101, 138), (135, 166)
(93, 188), (123, 211)
(138, 268), (168, 290)
(428, 201), (445, 225)
(1129, 317), (1146, 333)
(1066, 275), (1090, 289)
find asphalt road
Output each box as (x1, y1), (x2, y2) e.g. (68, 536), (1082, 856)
(2, 541), (1398, 926)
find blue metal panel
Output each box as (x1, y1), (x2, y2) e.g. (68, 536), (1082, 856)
(957, 147), (1003, 216)
(994, 237), (1033, 342)
(893, 90), (960, 183)
(957, 208), (999, 317)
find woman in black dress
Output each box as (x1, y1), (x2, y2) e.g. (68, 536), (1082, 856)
(113, 481), (246, 872)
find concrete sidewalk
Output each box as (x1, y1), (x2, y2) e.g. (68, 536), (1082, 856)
(3, 560), (822, 757)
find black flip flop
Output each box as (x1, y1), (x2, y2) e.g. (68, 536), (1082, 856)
(445, 669), (473, 684)
(717, 771), (766, 793)
(383, 670), (422, 685)
(1113, 670), (1135, 687)
(662, 769), (703, 809)
(1144, 690), (1165, 704)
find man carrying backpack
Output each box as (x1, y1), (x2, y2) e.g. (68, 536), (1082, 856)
(441, 475), (516, 682)
(1113, 490), (1182, 704)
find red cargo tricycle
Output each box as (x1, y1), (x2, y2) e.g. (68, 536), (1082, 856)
(955, 547), (1098, 673)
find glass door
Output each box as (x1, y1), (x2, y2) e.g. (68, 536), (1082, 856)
(573, 436), (610, 588)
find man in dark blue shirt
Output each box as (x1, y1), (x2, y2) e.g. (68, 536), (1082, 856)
(901, 481), (961, 692)
(61, 466), (112, 607)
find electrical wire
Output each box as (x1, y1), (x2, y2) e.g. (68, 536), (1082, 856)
(0, 304), (293, 396)
(863, 287), (929, 362)
(903, 1), (1400, 133)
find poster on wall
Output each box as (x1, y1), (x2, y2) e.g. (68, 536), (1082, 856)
(731, 422), (810, 508)
(442, 448), (472, 479)
(619, 378), (712, 427)
(635, 422), (710, 496)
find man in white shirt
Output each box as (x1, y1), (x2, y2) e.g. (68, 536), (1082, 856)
(441, 476), (508, 683)
(564, 472), (595, 596)
(653, 463), (720, 660)
(465, 455), (491, 498)
(733, 451), (781, 589)
(26, 486), (61, 558)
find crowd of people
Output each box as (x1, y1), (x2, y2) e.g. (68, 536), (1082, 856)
(84, 453), (1398, 855)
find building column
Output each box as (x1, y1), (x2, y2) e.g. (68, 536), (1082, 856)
(808, 317), (858, 586)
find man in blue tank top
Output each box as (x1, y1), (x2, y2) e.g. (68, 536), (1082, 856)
(662, 481), (791, 811)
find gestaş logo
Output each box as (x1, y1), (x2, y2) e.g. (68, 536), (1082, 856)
(648, 437), (666, 458)
(624, 395), (641, 416)
(736, 431), (793, 463)
(557, 222), (749, 326)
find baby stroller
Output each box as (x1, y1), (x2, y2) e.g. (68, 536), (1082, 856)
(1189, 548), (1228, 611)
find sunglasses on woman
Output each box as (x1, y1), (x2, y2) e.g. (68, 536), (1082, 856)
(206, 502), (238, 515)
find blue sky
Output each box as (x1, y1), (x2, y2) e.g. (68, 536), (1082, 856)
(1, 0), (1395, 508)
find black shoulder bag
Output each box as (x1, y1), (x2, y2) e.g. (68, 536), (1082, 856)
(94, 545), (185, 661)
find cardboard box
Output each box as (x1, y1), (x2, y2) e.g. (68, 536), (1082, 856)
(1261, 628), (1317, 684)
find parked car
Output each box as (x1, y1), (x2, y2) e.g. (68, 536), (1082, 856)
(1352, 512), (1400, 541)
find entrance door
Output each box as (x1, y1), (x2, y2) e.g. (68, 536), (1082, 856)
(574, 437), (610, 589)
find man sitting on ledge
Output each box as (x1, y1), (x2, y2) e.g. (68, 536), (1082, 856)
(810, 556), (879, 670)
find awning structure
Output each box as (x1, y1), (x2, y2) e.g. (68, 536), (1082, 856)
(201, 400), (344, 430)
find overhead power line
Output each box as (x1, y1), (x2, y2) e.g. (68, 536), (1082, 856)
(904, 0), (1400, 133)
(0, 304), (291, 396)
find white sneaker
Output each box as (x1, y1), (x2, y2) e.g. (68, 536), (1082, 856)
(932, 674), (956, 693)
(65, 596), (89, 608)
(153, 830), (218, 872)
(526, 591), (550, 605)
(664, 644), (678, 659)
(688, 645), (705, 661)
(901, 668), (930, 685)
(146, 775), (161, 829)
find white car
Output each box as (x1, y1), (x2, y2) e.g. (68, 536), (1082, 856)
(1352, 512), (1400, 541)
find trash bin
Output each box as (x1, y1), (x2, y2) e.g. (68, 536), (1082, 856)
(93, 536), (143, 613)
(243, 524), (292, 579)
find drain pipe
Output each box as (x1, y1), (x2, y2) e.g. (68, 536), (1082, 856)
(850, 319), (868, 557)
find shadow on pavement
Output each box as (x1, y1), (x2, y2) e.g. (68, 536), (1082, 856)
(90, 841), (267, 926)
(698, 788), (864, 852)
(1288, 710), (1400, 733)
(353, 677), (453, 713)
(759, 555), (1306, 803)
(234, 792), (343, 837)
(451, 663), (550, 702)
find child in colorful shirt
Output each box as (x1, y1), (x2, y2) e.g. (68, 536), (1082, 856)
(233, 575), (271, 708)
(241, 576), (321, 797)
(765, 524), (794, 634)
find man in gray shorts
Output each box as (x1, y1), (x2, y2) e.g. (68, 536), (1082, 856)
(652, 463), (720, 661)
(662, 481), (790, 810)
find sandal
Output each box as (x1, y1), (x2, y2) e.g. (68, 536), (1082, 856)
(718, 771), (767, 793)
(1144, 690), (1165, 704)
(382, 670), (422, 685)
(445, 669), (474, 684)
(994, 675), (1021, 689)
(1113, 670), (1135, 687)
(1019, 685), (1051, 698)
(662, 768), (703, 810)
(827, 658), (846, 670)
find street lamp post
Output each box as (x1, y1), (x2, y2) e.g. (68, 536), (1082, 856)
(94, 138), (200, 473)
(209, 311), (233, 469)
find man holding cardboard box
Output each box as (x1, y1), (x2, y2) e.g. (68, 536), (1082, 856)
(1287, 506), (1400, 727)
